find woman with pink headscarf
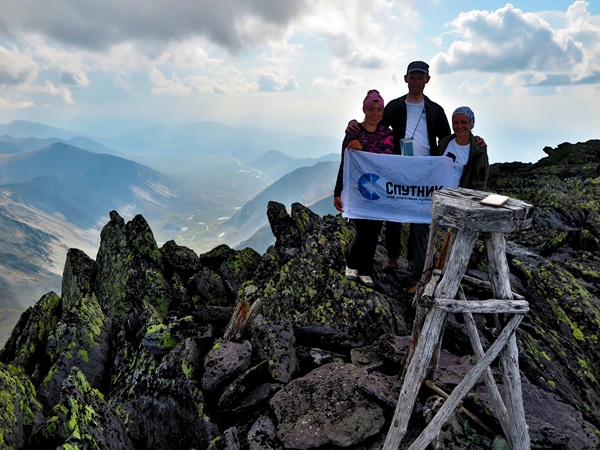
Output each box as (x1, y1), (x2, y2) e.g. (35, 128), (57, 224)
(333, 89), (394, 287)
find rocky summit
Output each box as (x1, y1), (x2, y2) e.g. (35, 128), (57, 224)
(1, 140), (600, 450)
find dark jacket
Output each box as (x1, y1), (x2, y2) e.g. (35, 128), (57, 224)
(435, 133), (489, 190)
(381, 94), (451, 155)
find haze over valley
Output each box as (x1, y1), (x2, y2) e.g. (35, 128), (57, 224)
(0, 120), (340, 344)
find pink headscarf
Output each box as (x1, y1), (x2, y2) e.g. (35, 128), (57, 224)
(363, 89), (384, 112)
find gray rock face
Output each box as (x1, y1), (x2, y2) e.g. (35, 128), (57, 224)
(1, 141), (600, 449)
(270, 362), (385, 449)
(251, 317), (298, 383)
(202, 339), (253, 393)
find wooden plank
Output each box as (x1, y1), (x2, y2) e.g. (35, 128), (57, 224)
(484, 232), (530, 450)
(420, 218), (440, 285)
(425, 380), (495, 435)
(456, 286), (510, 432)
(433, 298), (529, 314)
(396, 191), (531, 450)
(383, 307), (448, 450)
(461, 274), (525, 300)
(462, 311), (511, 433)
(431, 188), (534, 233)
(426, 228), (478, 389)
(433, 228), (479, 300)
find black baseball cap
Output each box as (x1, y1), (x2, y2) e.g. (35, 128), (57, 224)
(406, 61), (429, 75)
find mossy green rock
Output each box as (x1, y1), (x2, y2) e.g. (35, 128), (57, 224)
(0, 363), (43, 449)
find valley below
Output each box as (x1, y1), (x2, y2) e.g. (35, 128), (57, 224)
(0, 120), (340, 345)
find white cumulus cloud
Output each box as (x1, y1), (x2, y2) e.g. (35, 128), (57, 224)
(432, 1), (600, 87)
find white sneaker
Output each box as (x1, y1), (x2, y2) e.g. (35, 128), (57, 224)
(345, 267), (358, 280)
(358, 275), (375, 287)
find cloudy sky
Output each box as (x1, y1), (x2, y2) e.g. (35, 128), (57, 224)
(0, 0), (599, 163)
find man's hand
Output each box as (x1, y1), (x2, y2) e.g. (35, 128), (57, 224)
(334, 196), (344, 212)
(474, 135), (487, 150)
(345, 119), (360, 134)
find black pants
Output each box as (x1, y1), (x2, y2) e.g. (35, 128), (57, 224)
(346, 219), (384, 276)
(385, 222), (429, 278)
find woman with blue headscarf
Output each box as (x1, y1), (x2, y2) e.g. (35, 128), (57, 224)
(434, 106), (489, 190)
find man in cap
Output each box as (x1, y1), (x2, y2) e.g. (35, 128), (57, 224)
(379, 60), (451, 279)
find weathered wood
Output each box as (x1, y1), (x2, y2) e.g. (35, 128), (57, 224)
(433, 298), (529, 314)
(484, 232), (530, 450)
(403, 270), (442, 380)
(389, 188), (532, 450)
(425, 380), (495, 435)
(407, 314), (524, 450)
(424, 228), (478, 381)
(383, 307), (448, 450)
(459, 278), (512, 434)
(431, 188), (534, 233)
(462, 311), (511, 433)
(462, 273), (526, 300)
(420, 269), (443, 305)
(223, 297), (263, 341)
(420, 217), (440, 284)
(433, 228), (479, 300)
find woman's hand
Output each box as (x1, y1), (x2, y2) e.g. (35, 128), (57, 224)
(346, 139), (363, 150)
(334, 196), (344, 212)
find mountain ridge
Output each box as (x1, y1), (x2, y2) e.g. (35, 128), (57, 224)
(0, 135), (599, 448)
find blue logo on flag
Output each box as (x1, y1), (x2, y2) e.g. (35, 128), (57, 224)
(358, 173), (381, 200)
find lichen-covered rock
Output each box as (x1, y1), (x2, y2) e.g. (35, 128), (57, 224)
(250, 316), (298, 383)
(261, 255), (399, 343)
(269, 362), (385, 449)
(199, 243), (237, 269)
(38, 248), (112, 410)
(192, 267), (230, 306)
(476, 381), (600, 449)
(0, 291), (61, 385)
(208, 426), (240, 450)
(506, 246), (600, 427)
(95, 211), (172, 323)
(217, 360), (281, 414)
(161, 239), (202, 275)
(247, 415), (280, 450)
(219, 246), (262, 296)
(31, 366), (134, 449)
(202, 339), (253, 394)
(104, 293), (219, 450)
(267, 201), (302, 264)
(0, 363), (43, 449)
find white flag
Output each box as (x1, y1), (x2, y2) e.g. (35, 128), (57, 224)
(341, 150), (454, 223)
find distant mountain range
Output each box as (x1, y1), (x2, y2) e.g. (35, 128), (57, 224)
(0, 119), (340, 173)
(0, 120), (342, 346)
(0, 141), (184, 345)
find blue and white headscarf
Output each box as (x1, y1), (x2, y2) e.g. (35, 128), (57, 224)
(452, 106), (475, 129)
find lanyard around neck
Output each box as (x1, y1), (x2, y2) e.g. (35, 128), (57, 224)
(408, 107), (426, 139)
